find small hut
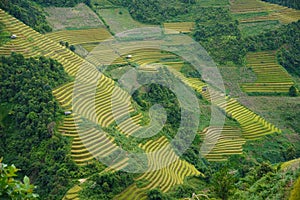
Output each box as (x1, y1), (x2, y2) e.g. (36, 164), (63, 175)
(64, 111), (72, 115)
(126, 55), (132, 59)
(11, 34), (17, 39)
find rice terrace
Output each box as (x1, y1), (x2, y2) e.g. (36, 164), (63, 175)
(0, 0), (300, 200)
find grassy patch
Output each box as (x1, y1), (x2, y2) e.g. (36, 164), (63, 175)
(239, 96), (300, 134)
(239, 20), (281, 37)
(97, 7), (157, 34)
(219, 66), (256, 97)
(45, 28), (112, 45)
(0, 23), (10, 46)
(163, 22), (195, 34)
(233, 11), (269, 21)
(91, 0), (119, 8)
(197, 0), (229, 7)
(44, 3), (104, 31)
(80, 42), (99, 52)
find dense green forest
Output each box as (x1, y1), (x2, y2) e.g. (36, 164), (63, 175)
(193, 7), (245, 65)
(0, 53), (78, 199)
(262, 0), (300, 9)
(80, 171), (134, 199)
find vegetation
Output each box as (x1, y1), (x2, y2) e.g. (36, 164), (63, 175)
(0, 22), (9, 46)
(242, 51), (294, 94)
(0, 53), (78, 199)
(32, 0), (90, 7)
(193, 7), (245, 65)
(0, 158), (38, 199)
(211, 167), (236, 200)
(0, 0), (52, 33)
(289, 176), (300, 200)
(233, 163), (300, 199)
(44, 3), (104, 31)
(79, 171), (134, 199)
(46, 28), (111, 45)
(262, 0), (300, 9)
(0, 1), (300, 200)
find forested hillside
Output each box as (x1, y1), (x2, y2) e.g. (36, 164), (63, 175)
(193, 7), (245, 65)
(262, 0), (300, 9)
(0, 53), (77, 199)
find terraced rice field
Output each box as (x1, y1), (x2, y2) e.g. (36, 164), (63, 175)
(63, 185), (82, 200)
(231, 0), (300, 23)
(168, 67), (281, 141)
(0, 7), (138, 142)
(281, 158), (300, 172)
(231, 0), (300, 36)
(199, 126), (246, 161)
(129, 49), (179, 68)
(0, 9), (135, 167)
(46, 28), (112, 45)
(163, 22), (195, 34)
(241, 51), (294, 93)
(0, 11), (285, 199)
(116, 113), (143, 136)
(58, 114), (129, 168)
(53, 76), (134, 128)
(114, 137), (201, 200)
(203, 90), (281, 139)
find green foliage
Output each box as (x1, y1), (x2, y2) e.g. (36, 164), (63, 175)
(193, 7), (246, 65)
(80, 171), (134, 199)
(233, 166), (300, 200)
(243, 133), (300, 164)
(238, 20), (281, 38)
(32, 0), (90, 7)
(244, 21), (300, 77)
(0, 53), (79, 199)
(244, 21), (300, 52)
(147, 188), (165, 200)
(180, 63), (201, 78)
(108, 0), (227, 24)
(289, 86), (298, 97)
(278, 41), (300, 77)
(256, 162), (274, 179)
(0, 22), (10, 46)
(0, 158), (39, 199)
(290, 176), (300, 200)
(0, 0), (52, 33)
(211, 167), (236, 200)
(280, 103), (300, 133)
(262, 0), (300, 9)
(69, 45), (76, 52)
